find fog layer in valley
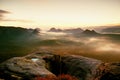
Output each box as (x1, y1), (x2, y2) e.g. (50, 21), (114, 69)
(0, 26), (120, 62)
(37, 30), (120, 62)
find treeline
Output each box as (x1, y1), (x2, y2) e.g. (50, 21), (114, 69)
(0, 26), (40, 42)
(0, 26), (40, 62)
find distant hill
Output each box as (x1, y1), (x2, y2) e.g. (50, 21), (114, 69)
(48, 28), (62, 32)
(0, 26), (40, 42)
(48, 27), (83, 34)
(81, 29), (99, 36)
(101, 26), (120, 33)
(63, 28), (83, 34)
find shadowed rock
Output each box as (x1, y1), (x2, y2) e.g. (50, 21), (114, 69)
(45, 55), (102, 80)
(61, 55), (102, 80)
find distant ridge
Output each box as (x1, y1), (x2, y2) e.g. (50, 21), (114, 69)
(0, 26), (40, 41)
(48, 27), (62, 32)
(48, 27), (83, 33)
(63, 28), (83, 33)
(101, 26), (120, 33)
(81, 29), (99, 36)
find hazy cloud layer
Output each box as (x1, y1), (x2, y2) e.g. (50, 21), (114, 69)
(1, 19), (33, 22)
(0, 9), (10, 20)
(0, 9), (33, 23)
(0, 10), (10, 14)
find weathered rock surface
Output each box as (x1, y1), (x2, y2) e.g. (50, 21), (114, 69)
(0, 51), (120, 80)
(0, 51), (55, 80)
(45, 55), (102, 80)
(62, 55), (102, 80)
(94, 62), (120, 80)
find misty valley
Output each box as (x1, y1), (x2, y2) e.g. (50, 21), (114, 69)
(0, 26), (120, 63)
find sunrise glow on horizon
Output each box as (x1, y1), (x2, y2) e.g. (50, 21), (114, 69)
(0, 0), (120, 29)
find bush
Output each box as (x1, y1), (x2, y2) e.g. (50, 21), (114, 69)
(34, 75), (57, 80)
(57, 74), (78, 80)
(34, 74), (78, 80)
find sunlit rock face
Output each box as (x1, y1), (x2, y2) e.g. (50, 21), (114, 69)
(0, 52), (55, 80)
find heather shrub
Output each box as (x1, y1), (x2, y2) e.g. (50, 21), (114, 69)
(34, 74), (78, 80)
(34, 75), (57, 80)
(57, 74), (78, 80)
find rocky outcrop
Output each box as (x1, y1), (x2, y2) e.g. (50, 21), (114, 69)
(62, 55), (102, 80)
(45, 55), (102, 80)
(93, 62), (120, 80)
(0, 51), (55, 80)
(0, 51), (120, 80)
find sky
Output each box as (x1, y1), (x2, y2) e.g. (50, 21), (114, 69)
(0, 0), (120, 30)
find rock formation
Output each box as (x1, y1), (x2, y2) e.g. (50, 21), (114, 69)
(0, 51), (120, 80)
(0, 51), (55, 80)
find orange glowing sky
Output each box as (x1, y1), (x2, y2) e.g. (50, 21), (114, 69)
(0, 0), (120, 29)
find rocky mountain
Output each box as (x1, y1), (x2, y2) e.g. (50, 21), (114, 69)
(0, 51), (120, 80)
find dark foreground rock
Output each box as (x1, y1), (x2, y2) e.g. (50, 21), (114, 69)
(0, 51), (120, 80)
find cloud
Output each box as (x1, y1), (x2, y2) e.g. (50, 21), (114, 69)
(0, 9), (33, 23)
(0, 10), (10, 14)
(0, 9), (10, 20)
(1, 19), (33, 22)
